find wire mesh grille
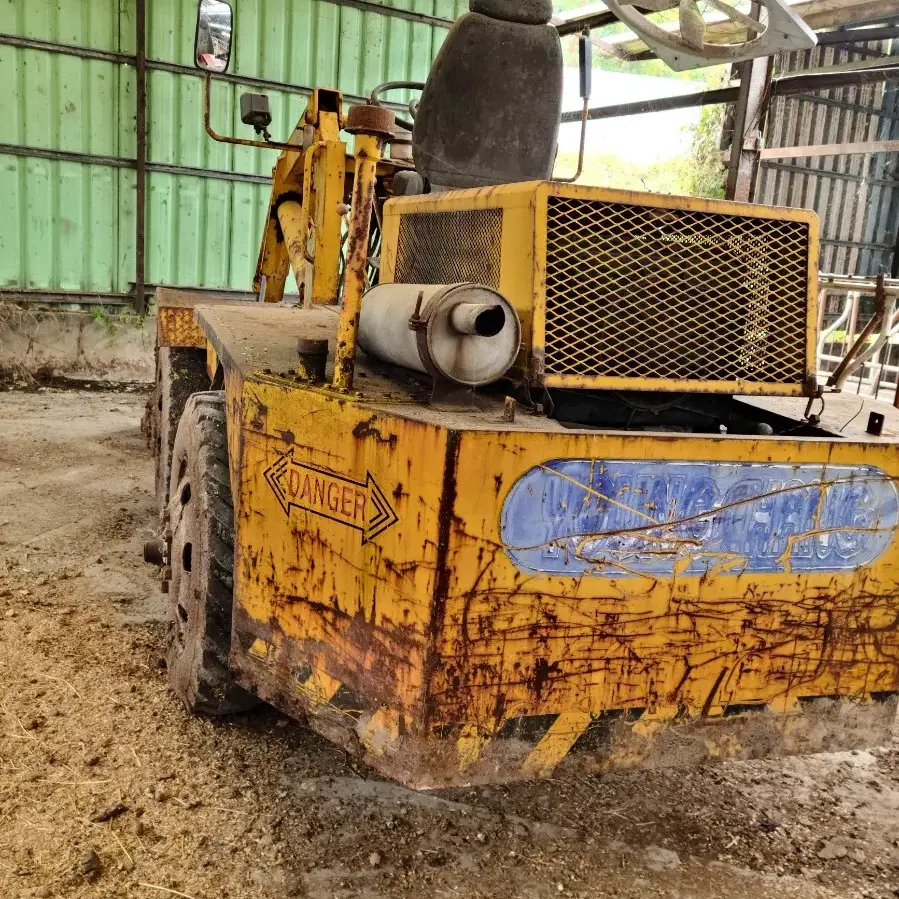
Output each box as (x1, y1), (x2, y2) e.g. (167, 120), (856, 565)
(544, 196), (811, 385)
(394, 210), (503, 287)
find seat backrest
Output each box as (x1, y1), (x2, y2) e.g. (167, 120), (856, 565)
(413, 1), (563, 190)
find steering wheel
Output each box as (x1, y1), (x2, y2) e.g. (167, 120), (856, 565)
(604, 0), (817, 71)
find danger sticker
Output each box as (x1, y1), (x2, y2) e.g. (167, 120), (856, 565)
(264, 450), (398, 542)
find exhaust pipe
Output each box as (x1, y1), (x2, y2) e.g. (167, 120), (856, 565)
(358, 283), (522, 386)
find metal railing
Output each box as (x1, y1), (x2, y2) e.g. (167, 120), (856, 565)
(816, 274), (899, 406)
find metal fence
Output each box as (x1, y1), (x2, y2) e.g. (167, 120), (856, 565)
(817, 275), (899, 404)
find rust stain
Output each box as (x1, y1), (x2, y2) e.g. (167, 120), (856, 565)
(352, 417), (398, 448)
(421, 430), (461, 734)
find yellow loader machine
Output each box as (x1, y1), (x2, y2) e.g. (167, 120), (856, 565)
(143, 0), (898, 789)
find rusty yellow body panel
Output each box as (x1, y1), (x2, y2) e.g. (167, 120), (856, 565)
(193, 304), (899, 789)
(381, 182), (820, 397)
(253, 89), (348, 306)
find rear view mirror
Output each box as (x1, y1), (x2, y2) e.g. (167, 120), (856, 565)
(195, 0), (233, 74)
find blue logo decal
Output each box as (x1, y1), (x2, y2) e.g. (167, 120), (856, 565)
(500, 461), (898, 578)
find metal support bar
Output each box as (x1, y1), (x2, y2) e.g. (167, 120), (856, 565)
(726, 5), (773, 203)
(135, 0), (147, 316)
(821, 238), (896, 251)
(334, 132), (384, 392)
(892, 211), (899, 280)
(0, 289), (133, 306)
(321, 0), (453, 27)
(760, 160), (899, 188)
(562, 63), (899, 123)
(758, 139), (899, 159)
(0, 34), (412, 114)
(792, 92), (899, 118)
(557, 3), (899, 45)
(0, 143), (273, 185)
(0, 33), (129, 62)
(816, 25), (899, 45)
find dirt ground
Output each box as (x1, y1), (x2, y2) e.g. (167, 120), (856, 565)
(0, 388), (897, 899)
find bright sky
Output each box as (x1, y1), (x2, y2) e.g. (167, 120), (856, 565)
(558, 67), (704, 164)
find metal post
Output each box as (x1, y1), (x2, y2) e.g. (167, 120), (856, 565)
(892, 216), (899, 279)
(332, 105), (394, 392)
(892, 221), (899, 408)
(135, 0), (147, 316)
(847, 292), (861, 348)
(725, 3), (773, 202)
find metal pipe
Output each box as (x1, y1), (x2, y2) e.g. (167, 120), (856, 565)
(203, 72), (301, 153)
(828, 275), (889, 389)
(819, 274), (899, 296)
(557, 98), (590, 184)
(135, 0), (147, 316)
(333, 131), (385, 391)
(369, 81), (424, 133)
(557, 30), (592, 185)
(817, 293), (853, 363)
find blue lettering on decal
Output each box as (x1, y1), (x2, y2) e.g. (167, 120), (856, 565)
(500, 461), (898, 578)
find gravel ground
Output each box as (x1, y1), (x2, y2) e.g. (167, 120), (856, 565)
(0, 389), (897, 899)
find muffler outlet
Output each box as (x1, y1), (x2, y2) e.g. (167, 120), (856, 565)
(358, 283), (521, 386)
(449, 303), (506, 337)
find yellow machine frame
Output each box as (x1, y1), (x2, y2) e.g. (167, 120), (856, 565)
(152, 85), (898, 790)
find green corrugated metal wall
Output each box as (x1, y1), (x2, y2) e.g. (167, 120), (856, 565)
(0, 0), (464, 301)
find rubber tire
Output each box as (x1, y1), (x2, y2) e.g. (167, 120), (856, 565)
(148, 347), (209, 513)
(166, 392), (256, 715)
